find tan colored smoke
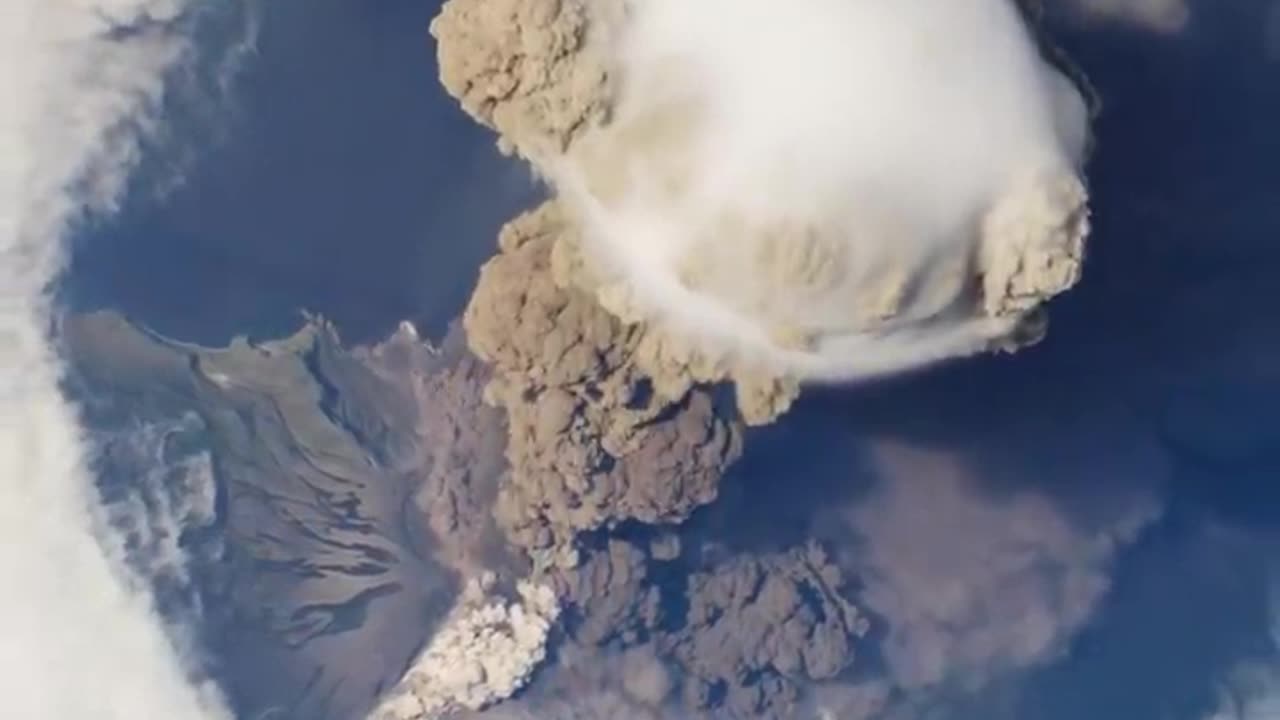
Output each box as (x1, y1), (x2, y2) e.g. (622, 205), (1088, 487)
(415, 1), (1098, 715)
(551, 0), (1091, 382)
(432, 0), (1093, 387)
(370, 575), (560, 719)
(433, 0), (1094, 558)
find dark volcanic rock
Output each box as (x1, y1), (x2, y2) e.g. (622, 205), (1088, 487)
(66, 311), (509, 720)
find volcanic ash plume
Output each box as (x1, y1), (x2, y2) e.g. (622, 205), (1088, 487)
(551, 0), (1092, 382)
(424, 2), (1098, 713)
(430, 0), (1095, 565)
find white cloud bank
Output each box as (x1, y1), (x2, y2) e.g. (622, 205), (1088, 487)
(553, 0), (1091, 382)
(0, 1), (232, 717)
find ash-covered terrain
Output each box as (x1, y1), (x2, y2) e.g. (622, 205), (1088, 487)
(67, 311), (507, 719)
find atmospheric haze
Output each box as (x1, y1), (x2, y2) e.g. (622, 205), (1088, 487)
(553, 0), (1093, 382)
(0, 1), (232, 718)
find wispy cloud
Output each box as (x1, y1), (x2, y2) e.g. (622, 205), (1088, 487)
(1052, 0), (1191, 33)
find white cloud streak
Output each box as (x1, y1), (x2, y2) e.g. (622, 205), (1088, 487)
(553, 0), (1091, 382)
(0, 1), (233, 717)
(1053, 0), (1192, 33)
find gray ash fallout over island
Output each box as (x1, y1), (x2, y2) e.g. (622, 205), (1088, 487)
(62, 1), (1276, 720)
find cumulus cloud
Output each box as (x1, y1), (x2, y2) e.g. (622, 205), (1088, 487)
(0, 1), (240, 717)
(552, 0), (1091, 382)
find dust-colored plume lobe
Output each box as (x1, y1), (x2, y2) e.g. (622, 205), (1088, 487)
(552, 0), (1092, 382)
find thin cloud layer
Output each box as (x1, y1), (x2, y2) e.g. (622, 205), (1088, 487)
(0, 1), (237, 717)
(843, 441), (1162, 693)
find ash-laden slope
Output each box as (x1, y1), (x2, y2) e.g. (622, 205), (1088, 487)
(65, 311), (512, 720)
